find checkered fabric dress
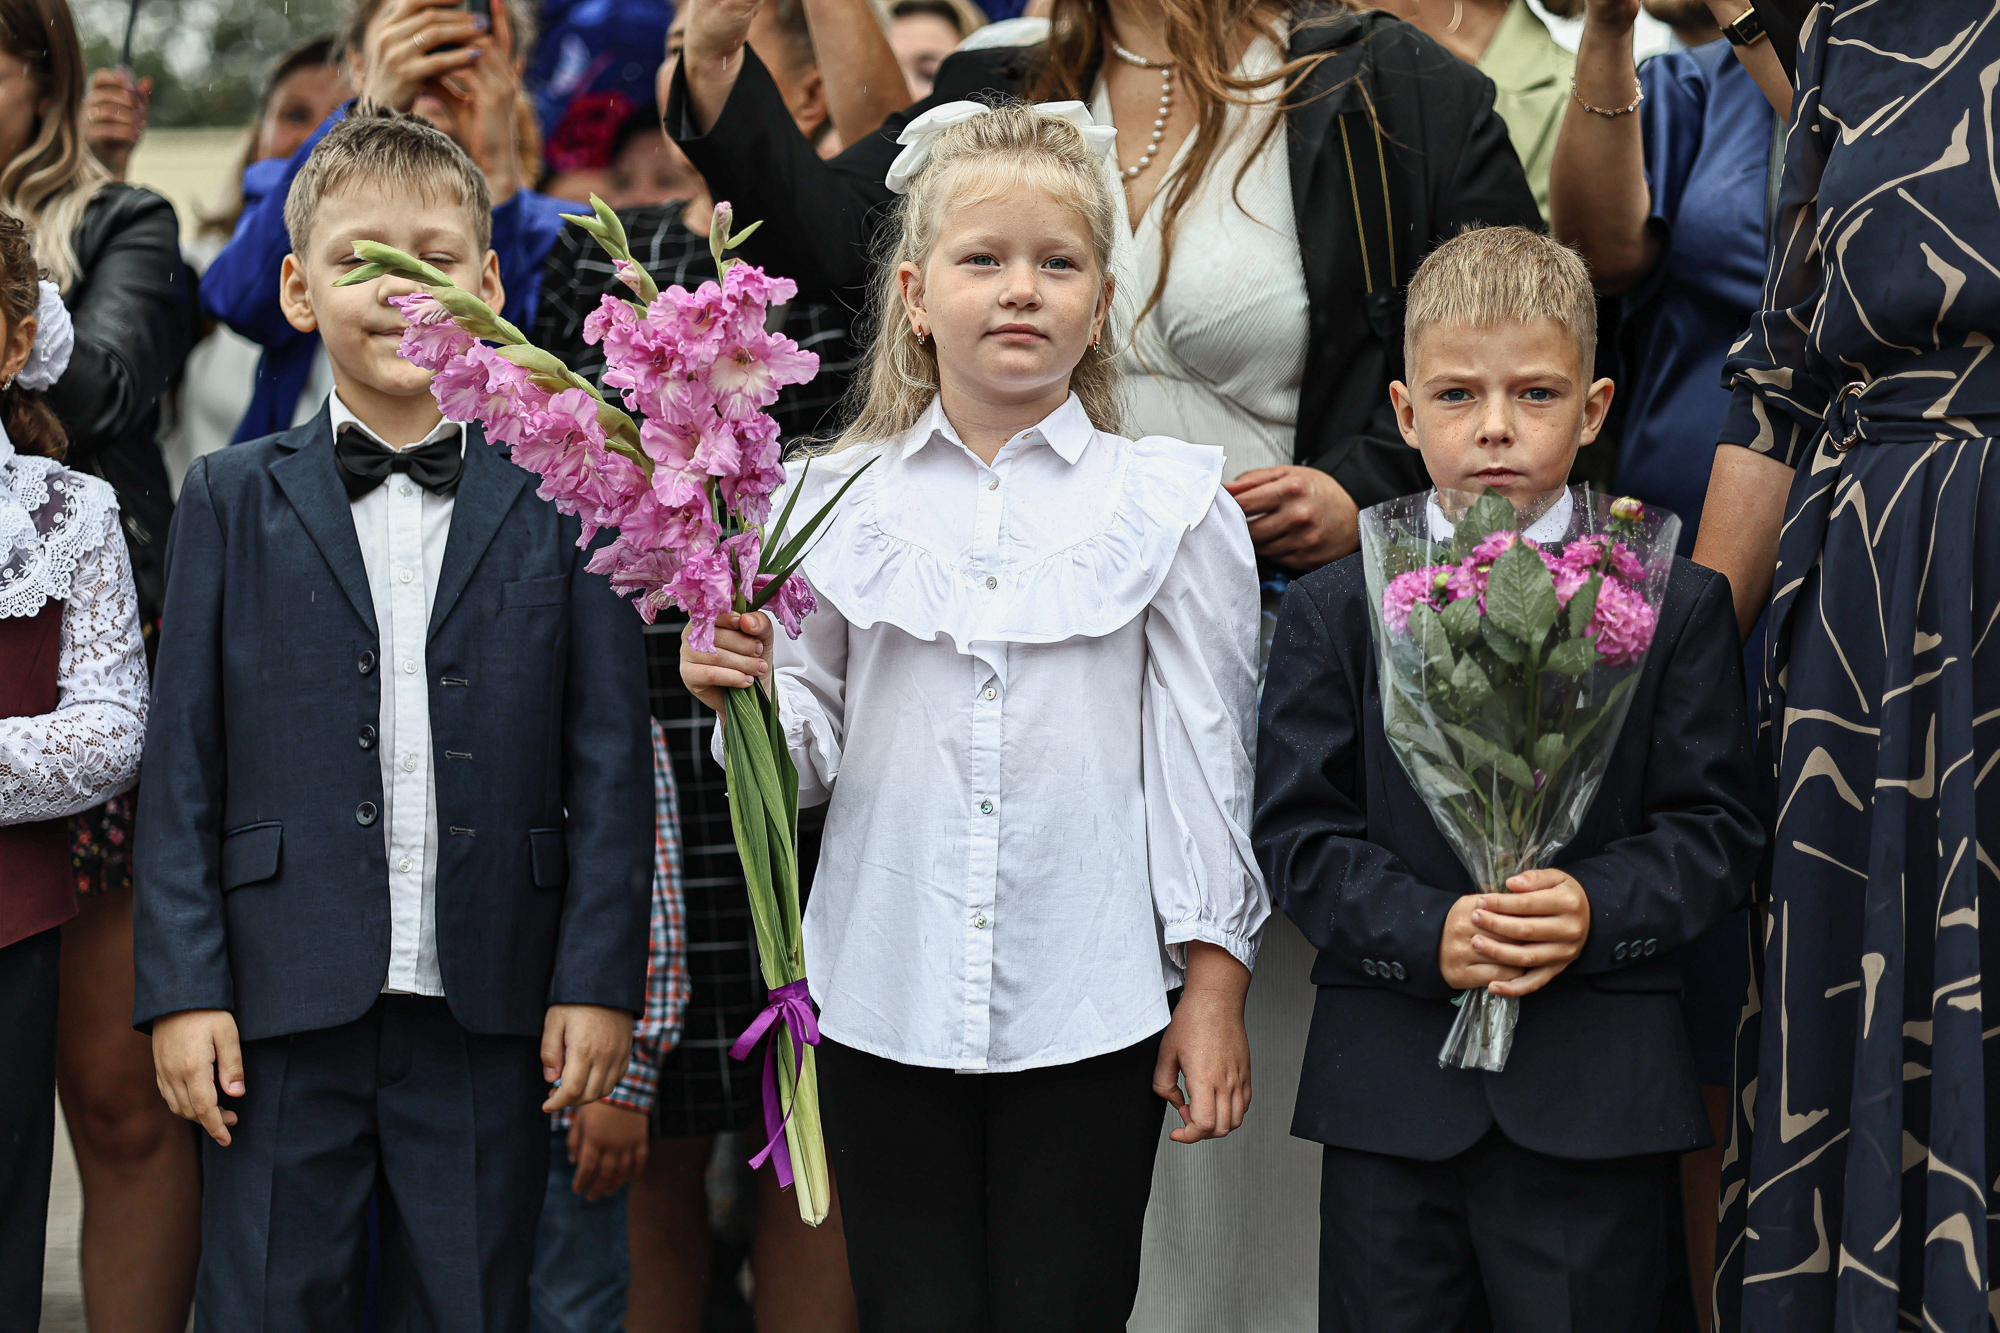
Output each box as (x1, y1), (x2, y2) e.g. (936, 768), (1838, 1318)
(538, 204), (850, 1135)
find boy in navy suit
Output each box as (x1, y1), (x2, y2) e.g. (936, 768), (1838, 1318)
(134, 110), (651, 1332)
(1255, 227), (1765, 1332)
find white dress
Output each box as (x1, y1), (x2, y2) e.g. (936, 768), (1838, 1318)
(0, 428), (148, 824)
(1093, 32), (1325, 1333)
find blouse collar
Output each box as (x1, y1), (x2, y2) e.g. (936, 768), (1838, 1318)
(902, 393), (1097, 465)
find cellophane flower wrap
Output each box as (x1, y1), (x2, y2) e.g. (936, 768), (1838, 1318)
(337, 200), (868, 1226)
(1359, 486), (1680, 1072)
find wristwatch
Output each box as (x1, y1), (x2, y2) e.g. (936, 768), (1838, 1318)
(1722, 6), (1768, 47)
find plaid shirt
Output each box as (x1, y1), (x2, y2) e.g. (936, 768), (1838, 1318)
(555, 717), (689, 1124)
(533, 200), (858, 443)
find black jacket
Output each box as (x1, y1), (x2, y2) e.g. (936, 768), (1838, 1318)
(47, 183), (198, 627)
(665, 7), (1541, 511)
(1254, 555), (1764, 1161)
(133, 411), (652, 1041)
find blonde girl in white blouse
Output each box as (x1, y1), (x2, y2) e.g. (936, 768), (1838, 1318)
(683, 101), (1266, 1331)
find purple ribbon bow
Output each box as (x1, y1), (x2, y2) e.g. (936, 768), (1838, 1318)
(729, 978), (820, 1186)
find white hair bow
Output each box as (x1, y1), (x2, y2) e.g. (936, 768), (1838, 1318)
(883, 100), (1121, 195)
(16, 281), (73, 392)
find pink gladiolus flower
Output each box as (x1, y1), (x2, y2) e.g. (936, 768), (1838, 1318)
(717, 414), (784, 525)
(389, 292), (475, 370)
(722, 261), (797, 314)
(1587, 575), (1659, 667)
(709, 331), (818, 421)
(433, 345), (551, 444)
(613, 258), (649, 297)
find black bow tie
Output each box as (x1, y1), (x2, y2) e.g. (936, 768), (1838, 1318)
(334, 425), (464, 500)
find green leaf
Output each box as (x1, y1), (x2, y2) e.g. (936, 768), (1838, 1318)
(350, 239), (452, 287)
(1439, 595), (1481, 649)
(1542, 637), (1599, 676)
(1452, 489), (1519, 561)
(1450, 654), (1492, 703)
(1567, 573), (1601, 639)
(759, 455), (878, 581)
(1440, 721), (1537, 790)
(726, 219), (764, 249)
(1387, 706), (1457, 765)
(1485, 540), (1558, 648)
(1404, 752), (1473, 800)
(1480, 618), (1526, 664)
(1408, 603), (1455, 677)
(1532, 731), (1568, 775)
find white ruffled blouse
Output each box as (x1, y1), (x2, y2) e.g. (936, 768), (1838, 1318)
(756, 395), (1268, 1072)
(0, 429), (148, 825)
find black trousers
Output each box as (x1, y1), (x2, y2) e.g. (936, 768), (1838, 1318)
(195, 996), (547, 1333)
(1318, 1128), (1675, 1333)
(0, 927), (59, 1332)
(816, 1032), (1167, 1333)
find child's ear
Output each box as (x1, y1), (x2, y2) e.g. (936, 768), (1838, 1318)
(1578, 376), (1616, 446)
(896, 260), (925, 338)
(0, 313), (35, 384)
(279, 254), (318, 334)
(1389, 381), (1420, 450)
(480, 249), (506, 316)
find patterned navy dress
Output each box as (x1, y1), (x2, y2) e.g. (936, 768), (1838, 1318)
(1717, 5), (2000, 1330)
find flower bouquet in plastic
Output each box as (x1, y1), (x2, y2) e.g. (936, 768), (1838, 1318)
(1358, 486), (1679, 1072)
(336, 200), (864, 1224)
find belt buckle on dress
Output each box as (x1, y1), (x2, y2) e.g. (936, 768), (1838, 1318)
(1833, 380), (1865, 451)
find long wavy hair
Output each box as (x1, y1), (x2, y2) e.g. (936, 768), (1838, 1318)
(0, 0), (108, 291)
(1028, 0), (1358, 328)
(835, 101), (1123, 449)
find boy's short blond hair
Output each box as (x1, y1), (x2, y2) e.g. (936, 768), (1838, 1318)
(1403, 226), (1596, 375)
(283, 108), (493, 260)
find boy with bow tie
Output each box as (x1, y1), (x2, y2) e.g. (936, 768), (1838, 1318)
(133, 109), (652, 1333)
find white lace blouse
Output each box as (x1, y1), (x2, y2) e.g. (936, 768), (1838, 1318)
(0, 430), (148, 825)
(739, 395), (1269, 1072)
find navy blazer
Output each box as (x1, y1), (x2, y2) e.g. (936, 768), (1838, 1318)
(133, 410), (652, 1042)
(1255, 554), (1765, 1162)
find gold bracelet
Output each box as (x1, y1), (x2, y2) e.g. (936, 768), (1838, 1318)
(1570, 76), (1645, 118)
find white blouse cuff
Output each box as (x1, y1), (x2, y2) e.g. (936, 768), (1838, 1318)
(1162, 917), (1263, 975)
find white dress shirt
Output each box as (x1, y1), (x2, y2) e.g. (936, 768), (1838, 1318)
(1425, 486), (1576, 544)
(329, 392), (460, 997)
(741, 395), (1268, 1072)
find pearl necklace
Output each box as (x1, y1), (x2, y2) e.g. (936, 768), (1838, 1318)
(1109, 38), (1174, 181)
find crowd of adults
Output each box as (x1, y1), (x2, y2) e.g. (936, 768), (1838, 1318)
(3, 0), (1989, 1328)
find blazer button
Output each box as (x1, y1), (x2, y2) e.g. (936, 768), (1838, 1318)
(1613, 942), (1628, 961)
(358, 724), (377, 750)
(1391, 962), (1406, 981)
(1645, 939), (1659, 957)
(1361, 960), (1378, 978)
(358, 650), (376, 675)
(355, 801), (378, 827)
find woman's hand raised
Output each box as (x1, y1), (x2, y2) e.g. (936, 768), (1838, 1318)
(679, 0), (767, 134)
(680, 610), (775, 713)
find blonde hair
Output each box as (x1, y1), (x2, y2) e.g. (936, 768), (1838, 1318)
(835, 100), (1121, 449)
(0, 0), (110, 291)
(1402, 226), (1598, 373)
(283, 108), (493, 260)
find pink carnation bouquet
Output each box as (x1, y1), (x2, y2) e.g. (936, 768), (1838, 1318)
(336, 199), (866, 1225)
(1360, 486), (1680, 1072)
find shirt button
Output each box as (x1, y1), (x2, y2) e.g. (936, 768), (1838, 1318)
(983, 687), (997, 701)
(402, 755), (418, 772)
(979, 799), (994, 815)
(398, 856), (413, 873)
(398, 568), (414, 585)
(402, 659), (417, 674)
(974, 914), (988, 929)
(986, 476), (999, 491)
(399, 483), (415, 498)
(984, 576), (997, 590)
(355, 801), (378, 827)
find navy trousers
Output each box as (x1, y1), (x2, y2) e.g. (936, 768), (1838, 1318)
(195, 996), (547, 1333)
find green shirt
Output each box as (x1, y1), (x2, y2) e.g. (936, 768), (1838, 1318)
(1478, 0), (1575, 220)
